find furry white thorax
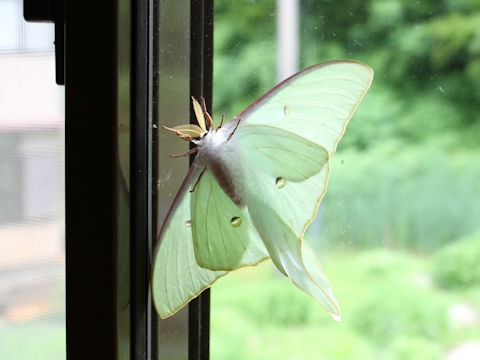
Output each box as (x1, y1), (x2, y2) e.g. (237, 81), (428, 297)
(193, 127), (246, 207)
(193, 126), (229, 150)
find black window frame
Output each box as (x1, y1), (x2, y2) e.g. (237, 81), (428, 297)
(65, 0), (118, 359)
(61, 0), (213, 359)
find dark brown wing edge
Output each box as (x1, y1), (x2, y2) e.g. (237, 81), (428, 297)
(223, 60), (373, 131)
(152, 158), (202, 256)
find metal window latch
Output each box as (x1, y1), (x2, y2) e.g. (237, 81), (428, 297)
(23, 0), (65, 85)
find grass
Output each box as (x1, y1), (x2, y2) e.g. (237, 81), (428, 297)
(0, 320), (65, 360)
(2, 242), (479, 360)
(211, 247), (480, 360)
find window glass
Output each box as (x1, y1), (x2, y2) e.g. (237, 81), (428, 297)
(23, 22), (55, 51)
(0, 0), (54, 52)
(0, 1), (65, 359)
(0, 0), (20, 50)
(211, 1), (480, 359)
(156, 0), (190, 358)
(117, 0), (131, 357)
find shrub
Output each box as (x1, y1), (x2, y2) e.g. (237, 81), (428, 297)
(432, 232), (480, 288)
(351, 283), (447, 344)
(318, 146), (480, 253)
(236, 279), (315, 326)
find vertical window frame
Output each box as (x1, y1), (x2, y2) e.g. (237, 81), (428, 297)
(188, 1), (214, 359)
(65, 0), (214, 359)
(65, 0), (118, 359)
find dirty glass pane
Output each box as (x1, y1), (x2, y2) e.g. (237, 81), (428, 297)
(117, 0), (131, 357)
(155, 0), (190, 359)
(0, 1), (65, 360)
(211, 1), (480, 359)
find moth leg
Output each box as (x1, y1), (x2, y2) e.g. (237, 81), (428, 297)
(201, 98), (214, 129)
(169, 147), (198, 158)
(218, 113), (225, 128)
(190, 167), (207, 193)
(227, 117), (242, 141)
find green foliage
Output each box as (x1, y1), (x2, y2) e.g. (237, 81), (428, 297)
(339, 83), (464, 150)
(0, 321), (65, 360)
(212, 261), (373, 360)
(214, 0), (276, 118)
(211, 249), (475, 360)
(214, 0), (480, 149)
(328, 249), (448, 349)
(214, 39), (276, 118)
(433, 232), (480, 288)
(383, 338), (443, 360)
(351, 285), (448, 344)
(238, 281), (312, 326)
(214, 266), (319, 326)
(211, 3), (480, 358)
(318, 146), (480, 252)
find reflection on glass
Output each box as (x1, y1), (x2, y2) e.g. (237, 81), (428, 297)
(156, 0), (190, 359)
(211, 1), (480, 359)
(0, 2), (65, 359)
(117, 0), (131, 357)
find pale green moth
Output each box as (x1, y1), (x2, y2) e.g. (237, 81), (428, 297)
(152, 60), (374, 320)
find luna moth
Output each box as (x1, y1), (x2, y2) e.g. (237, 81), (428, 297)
(152, 60), (373, 320)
